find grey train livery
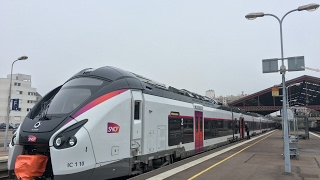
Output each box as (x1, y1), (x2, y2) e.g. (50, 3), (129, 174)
(8, 66), (274, 180)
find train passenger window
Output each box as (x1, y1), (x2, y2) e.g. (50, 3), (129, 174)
(204, 120), (211, 140)
(195, 118), (198, 132)
(217, 120), (223, 137)
(225, 120), (233, 136)
(204, 119), (222, 139)
(183, 118), (194, 143)
(134, 101), (140, 120)
(168, 118), (182, 146)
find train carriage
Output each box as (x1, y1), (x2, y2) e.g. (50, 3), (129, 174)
(8, 66), (275, 180)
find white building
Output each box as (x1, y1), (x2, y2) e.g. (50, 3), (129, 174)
(215, 93), (248, 106)
(0, 74), (42, 124)
(206, 90), (248, 106)
(205, 89), (215, 99)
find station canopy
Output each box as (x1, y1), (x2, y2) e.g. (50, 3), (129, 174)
(228, 75), (320, 116)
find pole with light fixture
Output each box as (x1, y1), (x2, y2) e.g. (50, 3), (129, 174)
(245, 3), (319, 173)
(301, 66), (320, 72)
(4, 56), (28, 151)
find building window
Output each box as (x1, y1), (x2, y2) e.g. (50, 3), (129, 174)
(14, 82), (21, 86)
(27, 108), (32, 112)
(28, 92), (36, 96)
(16, 90), (23, 95)
(14, 108), (21, 111)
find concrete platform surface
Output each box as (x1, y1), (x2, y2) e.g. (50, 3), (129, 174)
(130, 130), (320, 180)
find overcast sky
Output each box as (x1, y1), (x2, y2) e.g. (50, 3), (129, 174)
(1, 1), (320, 98)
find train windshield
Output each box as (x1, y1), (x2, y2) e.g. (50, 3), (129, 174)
(46, 78), (103, 115)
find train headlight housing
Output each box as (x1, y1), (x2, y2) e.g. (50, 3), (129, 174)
(54, 136), (65, 147)
(68, 136), (77, 146)
(53, 119), (87, 149)
(11, 135), (17, 146)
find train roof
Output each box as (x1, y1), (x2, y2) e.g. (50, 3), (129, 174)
(69, 66), (265, 117)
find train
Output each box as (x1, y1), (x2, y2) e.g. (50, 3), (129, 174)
(8, 66), (275, 180)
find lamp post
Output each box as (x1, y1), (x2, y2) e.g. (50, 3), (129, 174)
(245, 3), (319, 173)
(4, 56), (28, 151)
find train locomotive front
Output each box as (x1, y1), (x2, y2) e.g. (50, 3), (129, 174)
(8, 67), (143, 180)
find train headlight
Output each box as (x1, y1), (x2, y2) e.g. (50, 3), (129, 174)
(55, 138), (62, 146)
(54, 136), (65, 147)
(68, 136), (77, 146)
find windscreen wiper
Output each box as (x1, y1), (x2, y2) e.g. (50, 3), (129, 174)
(40, 100), (51, 120)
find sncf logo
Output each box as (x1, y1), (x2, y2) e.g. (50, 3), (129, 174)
(107, 122), (120, 133)
(28, 135), (37, 142)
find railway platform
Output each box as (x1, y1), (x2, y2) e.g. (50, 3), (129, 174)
(130, 130), (320, 180)
(0, 149), (8, 161)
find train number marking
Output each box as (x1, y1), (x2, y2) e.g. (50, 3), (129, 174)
(67, 162), (73, 167)
(67, 161), (84, 167)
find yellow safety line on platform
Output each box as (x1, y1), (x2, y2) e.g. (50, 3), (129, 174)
(188, 132), (275, 180)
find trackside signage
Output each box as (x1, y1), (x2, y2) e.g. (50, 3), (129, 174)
(107, 122), (120, 133)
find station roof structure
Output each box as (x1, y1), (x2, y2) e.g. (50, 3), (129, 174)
(228, 75), (320, 115)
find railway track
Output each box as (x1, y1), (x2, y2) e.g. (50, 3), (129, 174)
(0, 160), (8, 180)
(0, 172), (8, 180)
(309, 127), (320, 135)
(311, 130), (320, 135)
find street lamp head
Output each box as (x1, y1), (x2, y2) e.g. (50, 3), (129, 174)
(18, 56), (28, 60)
(287, 83), (301, 88)
(298, 3), (319, 12)
(245, 12), (265, 20)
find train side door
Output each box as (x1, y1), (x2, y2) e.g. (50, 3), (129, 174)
(260, 118), (262, 132)
(240, 118), (244, 139)
(131, 90), (143, 156)
(232, 113), (235, 140)
(194, 111), (203, 153)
